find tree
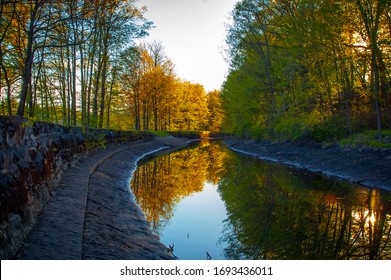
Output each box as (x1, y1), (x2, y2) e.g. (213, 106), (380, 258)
(0, 0), (17, 115)
(207, 90), (224, 133)
(174, 81), (208, 131)
(351, 0), (388, 141)
(145, 41), (175, 131)
(222, 0), (391, 142)
(16, 1), (67, 117)
(0, 0), (152, 130)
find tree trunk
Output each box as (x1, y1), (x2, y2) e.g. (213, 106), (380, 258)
(134, 89), (141, 130)
(59, 49), (67, 124)
(17, 5), (37, 117)
(0, 50), (12, 115)
(72, 43), (77, 126)
(0, 1), (15, 115)
(153, 96), (158, 131)
(372, 50), (382, 142)
(79, 34), (86, 127)
(106, 68), (116, 128)
(86, 24), (99, 127)
(355, 0), (384, 141)
(66, 44), (72, 127)
(93, 51), (103, 128)
(99, 50), (108, 129)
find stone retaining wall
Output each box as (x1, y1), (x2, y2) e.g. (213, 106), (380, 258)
(0, 116), (152, 259)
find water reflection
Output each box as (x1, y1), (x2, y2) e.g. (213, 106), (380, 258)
(131, 140), (227, 235)
(219, 152), (391, 260)
(130, 141), (391, 259)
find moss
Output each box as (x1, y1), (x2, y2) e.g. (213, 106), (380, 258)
(339, 130), (391, 149)
(150, 130), (171, 137)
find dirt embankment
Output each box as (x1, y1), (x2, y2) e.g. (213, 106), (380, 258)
(225, 137), (391, 192)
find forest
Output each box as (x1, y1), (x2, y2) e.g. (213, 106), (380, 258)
(222, 0), (391, 144)
(1, 0), (391, 144)
(0, 0), (224, 133)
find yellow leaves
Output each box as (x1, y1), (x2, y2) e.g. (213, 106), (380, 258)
(173, 80), (209, 131)
(207, 90), (224, 133)
(121, 44), (212, 132)
(130, 142), (230, 231)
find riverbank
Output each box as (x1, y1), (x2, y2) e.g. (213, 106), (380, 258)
(225, 137), (391, 192)
(14, 136), (192, 260)
(0, 116), (160, 259)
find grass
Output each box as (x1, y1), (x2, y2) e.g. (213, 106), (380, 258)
(339, 129), (391, 149)
(150, 130), (171, 137)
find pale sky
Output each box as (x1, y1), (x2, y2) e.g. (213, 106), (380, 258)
(137, 0), (239, 92)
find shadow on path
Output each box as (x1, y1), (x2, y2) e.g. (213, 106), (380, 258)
(16, 138), (188, 260)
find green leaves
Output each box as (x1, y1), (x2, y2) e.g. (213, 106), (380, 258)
(222, 0), (391, 142)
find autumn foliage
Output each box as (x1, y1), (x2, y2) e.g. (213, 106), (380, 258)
(0, 0), (223, 133)
(130, 140), (228, 233)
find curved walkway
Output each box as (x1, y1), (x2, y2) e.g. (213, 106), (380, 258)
(16, 137), (188, 259)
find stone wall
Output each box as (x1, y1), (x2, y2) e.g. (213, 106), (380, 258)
(0, 116), (152, 259)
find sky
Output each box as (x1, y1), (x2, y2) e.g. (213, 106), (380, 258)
(137, 0), (239, 92)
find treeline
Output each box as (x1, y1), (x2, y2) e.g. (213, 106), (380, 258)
(222, 0), (391, 142)
(119, 42), (223, 132)
(0, 0), (223, 132)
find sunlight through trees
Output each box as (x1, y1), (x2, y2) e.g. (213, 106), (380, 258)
(0, 0), (223, 133)
(222, 0), (391, 142)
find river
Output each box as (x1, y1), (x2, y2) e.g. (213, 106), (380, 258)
(130, 140), (391, 260)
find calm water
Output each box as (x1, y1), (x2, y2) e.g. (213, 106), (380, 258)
(130, 140), (391, 260)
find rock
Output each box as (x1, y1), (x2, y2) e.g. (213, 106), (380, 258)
(0, 116), (154, 259)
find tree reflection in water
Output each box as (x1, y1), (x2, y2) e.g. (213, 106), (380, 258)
(130, 141), (391, 259)
(130, 140), (227, 234)
(219, 154), (391, 260)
